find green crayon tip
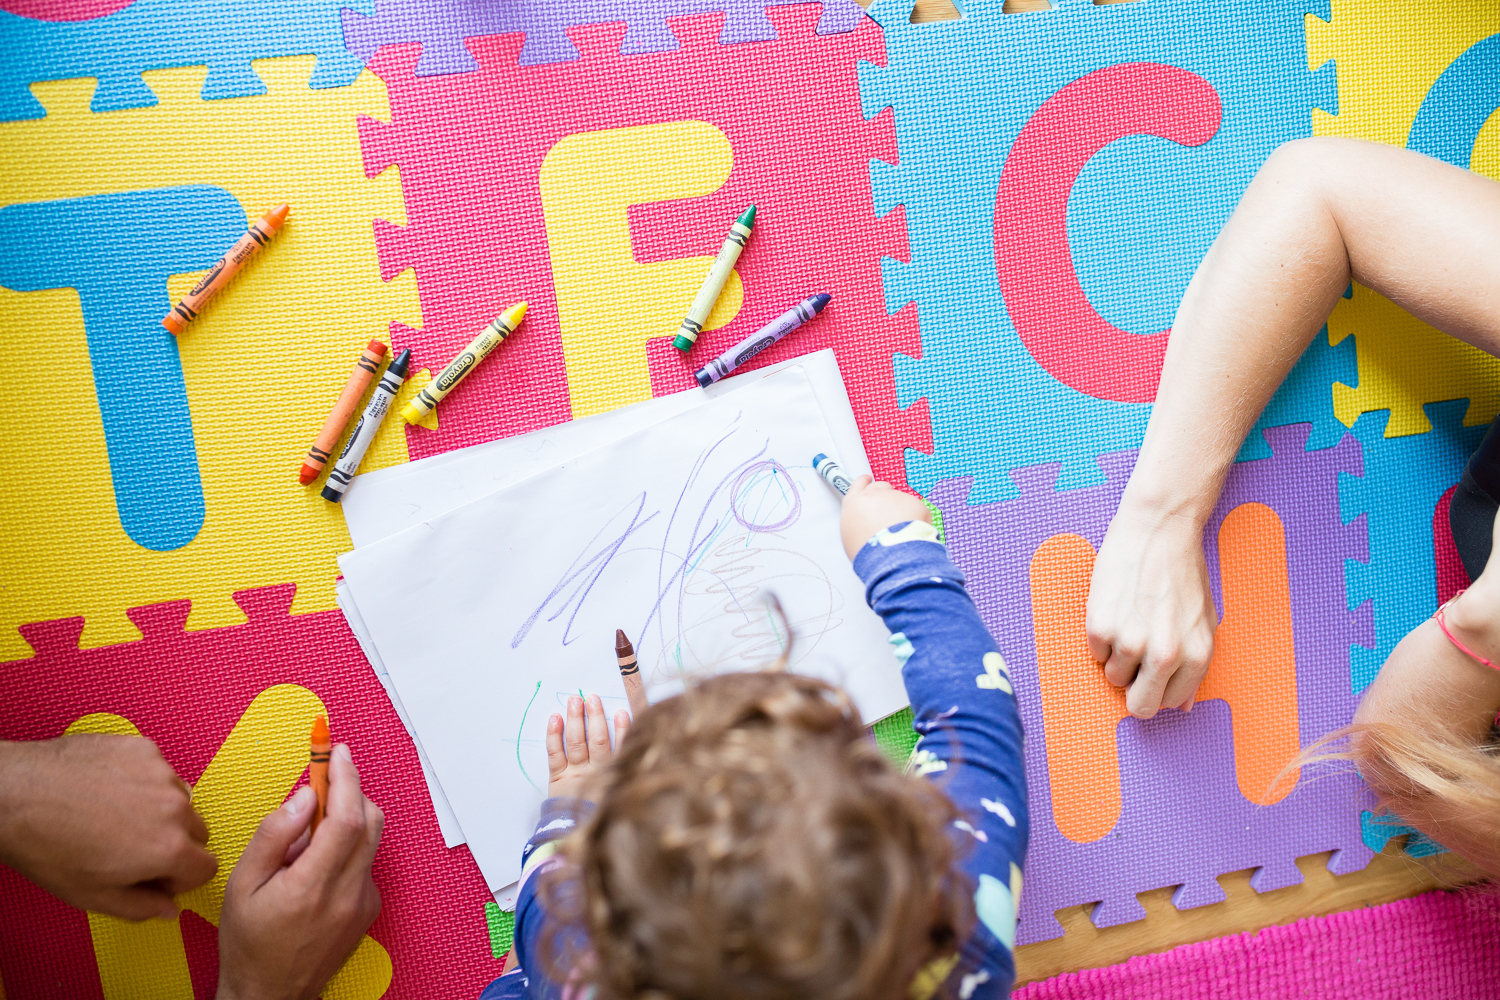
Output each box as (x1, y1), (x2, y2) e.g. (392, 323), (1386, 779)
(737, 204), (756, 229)
(673, 333), (695, 352)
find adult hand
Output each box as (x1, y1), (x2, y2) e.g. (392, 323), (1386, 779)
(1086, 505), (1218, 718)
(840, 475), (933, 560)
(546, 694), (628, 800)
(0, 734), (216, 920)
(217, 744), (383, 1000)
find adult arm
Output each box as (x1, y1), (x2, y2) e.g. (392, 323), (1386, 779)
(0, 733), (216, 919)
(846, 478), (1027, 1000)
(1088, 136), (1500, 718)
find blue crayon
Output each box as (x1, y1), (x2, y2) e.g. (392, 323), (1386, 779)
(694, 292), (831, 388)
(812, 453), (852, 495)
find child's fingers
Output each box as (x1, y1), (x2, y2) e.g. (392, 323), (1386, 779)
(845, 474), (873, 499)
(545, 714), (568, 781)
(585, 694), (611, 757)
(564, 695), (589, 763)
(614, 709), (631, 749)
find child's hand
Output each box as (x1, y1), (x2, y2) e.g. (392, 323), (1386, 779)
(840, 475), (933, 560)
(546, 694), (630, 800)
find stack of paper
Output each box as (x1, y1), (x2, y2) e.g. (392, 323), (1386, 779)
(335, 351), (907, 895)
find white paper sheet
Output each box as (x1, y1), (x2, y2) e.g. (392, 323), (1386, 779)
(334, 580), (467, 848)
(338, 366), (905, 892)
(341, 350), (870, 548)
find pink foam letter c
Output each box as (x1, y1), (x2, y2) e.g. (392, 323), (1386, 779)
(994, 63), (1222, 403)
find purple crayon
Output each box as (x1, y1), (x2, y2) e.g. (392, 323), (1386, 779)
(694, 293), (831, 388)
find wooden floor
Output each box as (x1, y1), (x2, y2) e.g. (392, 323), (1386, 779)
(851, 0), (1465, 986)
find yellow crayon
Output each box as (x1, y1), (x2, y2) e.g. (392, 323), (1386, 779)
(401, 302), (527, 425)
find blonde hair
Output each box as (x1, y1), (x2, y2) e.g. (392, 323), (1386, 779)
(1347, 719), (1500, 880)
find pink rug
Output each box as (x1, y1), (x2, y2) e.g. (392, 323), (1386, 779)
(1016, 889), (1500, 999)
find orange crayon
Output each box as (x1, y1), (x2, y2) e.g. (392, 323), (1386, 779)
(300, 339), (389, 484)
(162, 203), (289, 335)
(309, 714), (331, 834)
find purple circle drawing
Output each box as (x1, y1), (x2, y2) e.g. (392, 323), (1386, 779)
(730, 460), (802, 533)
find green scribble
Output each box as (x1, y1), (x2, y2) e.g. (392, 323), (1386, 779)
(767, 605), (785, 651)
(516, 681), (543, 793)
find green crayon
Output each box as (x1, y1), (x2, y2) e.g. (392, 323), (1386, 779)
(674, 205), (756, 352)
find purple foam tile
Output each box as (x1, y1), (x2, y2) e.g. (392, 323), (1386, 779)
(341, 0), (867, 76)
(934, 424), (1375, 945)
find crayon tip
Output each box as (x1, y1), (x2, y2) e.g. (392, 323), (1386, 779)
(311, 714), (330, 744)
(810, 293), (832, 313)
(813, 453), (828, 466)
(366, 339), (388, 358)
(500, 301), (528, 328)
(320, 484), (343, 503)
(263, 204), (290, 231)
(615, 628), (631, 653)
(400, 402), (425, 425)
(298, 464), (319, 485)
(737, 204), (757, 229)
(162, 313), (186, 336)
(387, 347), (413, 379)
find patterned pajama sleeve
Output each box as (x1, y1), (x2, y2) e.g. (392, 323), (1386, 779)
(478, 798), (593, 1000)
(853, 521), (1029, 1000)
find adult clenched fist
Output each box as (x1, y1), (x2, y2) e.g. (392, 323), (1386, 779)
(0, 733), (217, 919)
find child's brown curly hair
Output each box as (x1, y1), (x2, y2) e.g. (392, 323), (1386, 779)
(539, 671), (974, 1000)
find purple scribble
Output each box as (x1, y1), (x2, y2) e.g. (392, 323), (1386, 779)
(731, 460), (802, 533)
(512, 492), (659, 648)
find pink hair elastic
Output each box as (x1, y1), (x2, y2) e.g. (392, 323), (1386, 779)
(1434, 590), (1500, 672)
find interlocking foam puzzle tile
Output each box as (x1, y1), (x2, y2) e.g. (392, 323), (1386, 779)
(0, 0), (368, 121)
(0, 587), (502, 999)
(859, 0), (1338, 502)
(0, 57), (422, 659)
(342, 0), (867, 76)
(361, 6), (927, 486)
(1340, 400), (1485, 693)
(932, 424), (1374, 945)
(1308, 7), (1500, 439)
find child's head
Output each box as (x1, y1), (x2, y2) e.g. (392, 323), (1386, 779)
(544, 671), (972, 1000)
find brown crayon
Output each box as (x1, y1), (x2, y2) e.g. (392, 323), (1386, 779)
(616, 629), (649, 717)
(163, 204), (289, 335)
(309, 714), (331, 834)
(300, 339), (389, 484)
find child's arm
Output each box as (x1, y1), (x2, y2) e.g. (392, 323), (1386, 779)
(486, 695), (626, 1000)
(845, 477), (1028, 1000)
(1088, 137), (1500, 721)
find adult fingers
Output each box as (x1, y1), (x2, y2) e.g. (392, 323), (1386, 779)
(156, 836), (219, 896)
(302, 745), (370, 873)
(346, 797), (386, 877)
(231, 786), (316, 893)
(1158, 646), (1212, 712)
(94, 883), (181, 922)
(1085, 616), (1113, 665)
(545, 713), (568, 783)
(183, 799), (211, 846)
(1124, 659), (1172, 719)
(614, 709), (632, 749)
(564, 696), (588, 765)
(585, 694), (611, 758)
(1101, 641), (1142, 689)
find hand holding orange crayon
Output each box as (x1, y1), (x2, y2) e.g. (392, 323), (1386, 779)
(162, 204), (288, 335)
(218, 741), (383, 1000)
(309, 715), (331, 834)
